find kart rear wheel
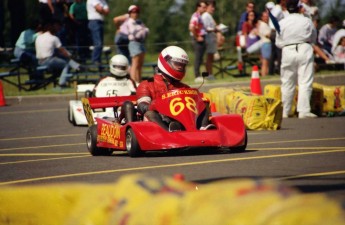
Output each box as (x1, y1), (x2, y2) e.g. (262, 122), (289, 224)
(126, 128), (143, 157)
(86, 125), (113, 156)
(230, 131), (247, 153)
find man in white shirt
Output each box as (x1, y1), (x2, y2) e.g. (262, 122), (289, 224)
(276, 0), (317, 119)
(318, 16), (339, 56)
(35, 20), (77, 87)
(86, 0), (109, 65)
(201, 1), (217, 80)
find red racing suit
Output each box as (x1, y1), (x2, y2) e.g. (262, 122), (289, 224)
(136, 74), (189, 114)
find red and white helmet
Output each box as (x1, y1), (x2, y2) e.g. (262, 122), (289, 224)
(157, 46), (189, 81)
(109, 54), (129, 77)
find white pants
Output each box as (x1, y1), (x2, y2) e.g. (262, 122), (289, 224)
(280, 43), (314, 115)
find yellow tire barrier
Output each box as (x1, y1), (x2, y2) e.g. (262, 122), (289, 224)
(1, 174), (344, 225)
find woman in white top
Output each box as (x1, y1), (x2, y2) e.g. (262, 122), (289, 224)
(127, 5), (149, 83)
(246, 11), (272, 76)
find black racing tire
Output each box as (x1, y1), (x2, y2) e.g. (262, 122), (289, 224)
(230, 131), (247, 153)
(67, 105), (77, 126)
(86, 125), (113, 156)
(126, 128), (143, 157)
(68, 106), (72, 123)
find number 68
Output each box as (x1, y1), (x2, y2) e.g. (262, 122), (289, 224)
(169, 97), (197, 116)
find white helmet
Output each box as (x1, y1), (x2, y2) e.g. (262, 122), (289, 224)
(157, 46), (189, 81)
(109, 54), (129, 77)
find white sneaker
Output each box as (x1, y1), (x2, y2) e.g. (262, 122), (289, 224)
(206, 74), (216, 80)
(282, 114), (288, 119)
(326, 60), (336, 64)
(298, 112), (317, 119)
(194, 76), (204, 83)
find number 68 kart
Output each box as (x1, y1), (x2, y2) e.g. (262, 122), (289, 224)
(82, 88), (247, 157)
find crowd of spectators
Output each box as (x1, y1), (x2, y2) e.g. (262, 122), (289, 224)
(1, 0), (344, 87)
(235, 0), (344, 77)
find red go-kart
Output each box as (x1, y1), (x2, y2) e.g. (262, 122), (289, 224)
(82, 88), (247, 157)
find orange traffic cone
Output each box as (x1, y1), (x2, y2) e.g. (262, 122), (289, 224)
(250, 65), (262, 95)
(0, 81), (6, 107)
(210, 102), (221, 116)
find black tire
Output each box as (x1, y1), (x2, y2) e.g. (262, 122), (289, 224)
(86, 125), (113, 156)
(67, 105), (72, 123)
(230, 131), (247, 153)
(67, 105), (76, 126)
(126, 128), (143, 157)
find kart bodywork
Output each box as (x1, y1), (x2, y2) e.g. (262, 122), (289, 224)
(68, 84), (114, 126)
(82, 88), (247, 157)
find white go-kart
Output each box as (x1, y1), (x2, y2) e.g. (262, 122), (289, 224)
(67, 84), (115, 126)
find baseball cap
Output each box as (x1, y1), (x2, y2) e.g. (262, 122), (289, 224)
(266, 1), (275, 10)
(128, 5), (140, 13)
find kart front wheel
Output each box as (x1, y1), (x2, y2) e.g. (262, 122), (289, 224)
(86, 125), (113, 156)
(126, 128), (143, 157)
(68, 105), (76, 126)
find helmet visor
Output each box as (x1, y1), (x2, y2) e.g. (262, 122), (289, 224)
(112, 65), (127, 71)
(169, 58), (187, 72)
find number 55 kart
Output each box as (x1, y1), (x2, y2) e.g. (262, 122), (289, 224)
(82, 88), (247, 157)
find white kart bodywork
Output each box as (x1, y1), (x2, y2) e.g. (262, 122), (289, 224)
(68, 84), (114, 126)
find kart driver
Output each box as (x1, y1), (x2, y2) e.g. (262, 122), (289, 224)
(93, 54), (137, 123)
(135, 46), (215, 131)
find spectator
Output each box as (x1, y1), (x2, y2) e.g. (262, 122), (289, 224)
(93, 54), (137, 123)
(242, 11), (260, 49)
(113, 13), (131, 64)
(0, 0), (4, 48)
(127, 5), (149, 84)
(35, 19), (80, 88)
(318, 16), (339, 56)
(14, 20), (41, 66)
(69, 0), (90, 61)
(267, 0), (287, 75)
(86, 0), (109, 65)
(189, 1), (207, 83)
(38, 0), (54, 23)
(136, 46), (214, 131)
(201, 1), (218, 80)
(276, 0), (317, 119)
(331, 20), (345, 61)
(51, 0), (72, 46)
(237, 1), (255, 35)
(247, 11), (272, 77)
(312, 18), (335, 65)
(332, 36), (345, 64)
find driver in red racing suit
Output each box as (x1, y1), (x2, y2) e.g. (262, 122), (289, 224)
(136, 46), (214, 131)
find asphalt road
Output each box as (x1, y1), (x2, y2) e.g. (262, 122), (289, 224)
(0, 75), (345, 203)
